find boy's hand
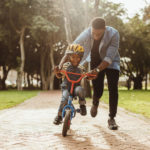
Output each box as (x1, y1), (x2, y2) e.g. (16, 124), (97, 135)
(54, 66), (61, 74)
(53, 66), (62, 79)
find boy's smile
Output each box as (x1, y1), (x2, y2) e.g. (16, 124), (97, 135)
(69, 54), (81, 67)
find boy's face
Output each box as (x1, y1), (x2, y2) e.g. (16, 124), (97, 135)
(69, 54), (81, 67)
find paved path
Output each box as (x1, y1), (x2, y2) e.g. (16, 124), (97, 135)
(0, 91), (150, 150)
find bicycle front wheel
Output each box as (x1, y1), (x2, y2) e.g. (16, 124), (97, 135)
(62, 109), (71, 137)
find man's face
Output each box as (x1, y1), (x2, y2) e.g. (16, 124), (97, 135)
(91, 27), (105, 41)
(69, 54), (81, 67)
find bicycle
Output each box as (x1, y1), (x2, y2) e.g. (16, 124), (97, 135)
(60, 70), (96, 137)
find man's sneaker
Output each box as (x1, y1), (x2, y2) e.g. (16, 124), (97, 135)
(90, 104), (98, 117)
(108, 118), (118, 130)
(53, 115), (62, 125)
(80, 105), (87, 116)
(90, 97), (99, 117)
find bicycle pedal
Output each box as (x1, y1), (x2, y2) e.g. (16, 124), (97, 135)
(76, 108), (80, 113)
(74, 97), (77, 100)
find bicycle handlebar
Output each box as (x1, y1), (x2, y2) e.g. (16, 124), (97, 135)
(60, 70), (96, 84)
(60, 70), (96, 94)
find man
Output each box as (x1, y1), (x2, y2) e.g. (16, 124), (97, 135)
(59, 17), (120, 130)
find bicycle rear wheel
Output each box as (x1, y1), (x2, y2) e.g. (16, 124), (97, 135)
(62, 109), (71, 137)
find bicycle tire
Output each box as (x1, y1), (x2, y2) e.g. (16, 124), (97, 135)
(62, 109), (71, 137)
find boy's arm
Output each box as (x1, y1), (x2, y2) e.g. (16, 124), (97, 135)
(58, 54), (69, 69)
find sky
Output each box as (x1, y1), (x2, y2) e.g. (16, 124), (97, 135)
(109, 0), (147, 18)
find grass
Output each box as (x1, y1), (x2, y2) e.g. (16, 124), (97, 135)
(0, 90), (39, 110)
(1, 89), (150, 119)
(101, 90), (150, 118)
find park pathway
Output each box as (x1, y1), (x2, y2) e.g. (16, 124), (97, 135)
(0, 91), (150, 150)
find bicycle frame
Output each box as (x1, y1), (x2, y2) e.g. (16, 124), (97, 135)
(61, 70), (96, 120)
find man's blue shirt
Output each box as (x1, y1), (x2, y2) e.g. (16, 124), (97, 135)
(73, 26), (120, 71)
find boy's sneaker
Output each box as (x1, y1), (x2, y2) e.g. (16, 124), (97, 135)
(108, 118), (118, 130)
(80, 105), (87, 116)
(53, 115), (62, 125)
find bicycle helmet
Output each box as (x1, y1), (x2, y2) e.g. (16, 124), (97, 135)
(66, 44), (84, 58)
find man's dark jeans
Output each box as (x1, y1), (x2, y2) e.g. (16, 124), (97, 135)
(92, 68), (119, 118)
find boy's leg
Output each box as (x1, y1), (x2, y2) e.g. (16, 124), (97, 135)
(74, 86), (87, 116)
(53, 89), (69, 125)
(106, 68), (119, 130)
(58, 89), (70, 115)
(90, 70), (105, 117)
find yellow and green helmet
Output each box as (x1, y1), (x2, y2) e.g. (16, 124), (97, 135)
(66, 44), (84, 58)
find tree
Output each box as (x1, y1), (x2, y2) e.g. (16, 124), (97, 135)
(7, 0), (37, 90)
(0, 1), (19, 90)
(120, 15), (150, 89)
(30, 0), (61, 90)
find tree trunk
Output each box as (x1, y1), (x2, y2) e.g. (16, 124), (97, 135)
(61, 0), (73, 43)
(31, 75), (34, 87)
(84, 0), (90, 27)
(133, 76), (143, 90)
(145, 73), (148, 90)
(126, 78), (131, 90)
(83, 63), (92, 98)
(1, 80), (6, 90)
(94, 0), (100, 16)
(50, 73), (55, 90)
(36, 74), (39, 88)
(40, 51), (47, 90)
(82, 0), (92, 98)
(39, 75), (42, 90)
(24, 72), (28, 88)
(0, 66), (10, 90)
(84, 79), (92, 98)
(49, 45), (55, 90)
(27, 73), (31, 88)
(40, 48), (50, 90)
(17, 27), (26, 91)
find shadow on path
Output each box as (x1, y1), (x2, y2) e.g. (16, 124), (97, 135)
(54, 129), (106, 150)
(94, 125), (150, 150)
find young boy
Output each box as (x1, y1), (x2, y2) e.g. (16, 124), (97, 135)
(53, 44), (87, 125)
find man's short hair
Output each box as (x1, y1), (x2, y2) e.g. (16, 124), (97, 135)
(91, 17), (105, 29)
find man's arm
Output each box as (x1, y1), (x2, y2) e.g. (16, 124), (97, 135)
(103, 31), (120, 65)
(97, 60), (109, 71)
(92, 31), (120, 74)
(73, 28), (90, 45)
(59, 28), (90, 69)
(98, 31), (120, 71)
(90, 61), (109, 77)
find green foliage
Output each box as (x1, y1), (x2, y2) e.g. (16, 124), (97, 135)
(14, 0), (28, 4)
(120, 15), (150, 89)
(32, 16), (59, 33)
(0, 25), (9, 42)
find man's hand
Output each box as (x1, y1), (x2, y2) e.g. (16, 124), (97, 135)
(86, 69), (98, 80)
